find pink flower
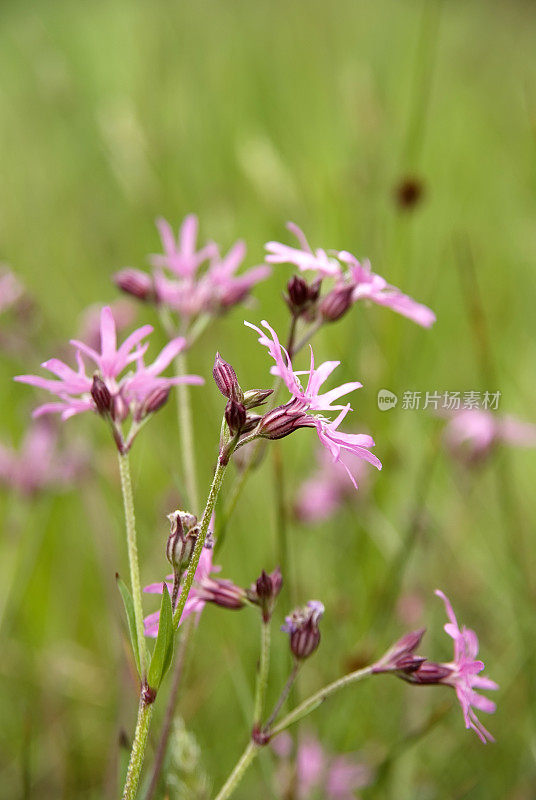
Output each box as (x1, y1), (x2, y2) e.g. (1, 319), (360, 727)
(143, 546), (216, 637)
(0, 419), (86, 496)
(247, 320), (381, 487)
(150, 215), (218, 279)
(117, 215), (271, 320)
(296, 735), (327, 797)
(295, 447), (371, 523)
(434, 590), (498, 743)
(444, 408), (536, 464)
(264, 223), (435, 328)
(15, 306), (203, 438)
(265, 222), (341, 278)
(337, 251), (436, 328)
(78, 299), (138, 353)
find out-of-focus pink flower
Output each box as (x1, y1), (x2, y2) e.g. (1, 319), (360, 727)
(297, 735), (326, 797)
(0, 419), (86, 496)
(433, 590), (498, 743)
(144, 546), (216, 637)
(151, 215), (218, 279)
(264, 223), (435, 328)
(15, 306), (203, 427)
(326, 755), (372, 800)
(116, 215), (271, 321)
(272, 732), (373, 800)
(295, 447), (371, 523)
(337, 251), (436, 328)
(444, 408), (536, 464)
(265, 222), (341, 277)
(246, 319), (381, 488)
(0, 268), (24, 315)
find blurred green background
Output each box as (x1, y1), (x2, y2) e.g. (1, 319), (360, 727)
(1, 0), (536, 797)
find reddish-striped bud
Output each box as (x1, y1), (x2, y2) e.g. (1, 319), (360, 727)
(114, 268), (155, 301)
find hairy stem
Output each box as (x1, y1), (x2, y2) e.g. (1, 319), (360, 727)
(253, 621), (271, 725)
(145, 616), (194, 800)
(122, 695), (154, 800)
(173, 447), (232, 629)
(263, 662), (299, 731)
(118, 452), (147, 678)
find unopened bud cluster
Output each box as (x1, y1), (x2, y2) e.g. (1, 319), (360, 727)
(372, 628), (455, 686)
(213, 354), (274, 446)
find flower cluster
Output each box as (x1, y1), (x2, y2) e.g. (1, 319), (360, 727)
(15, 306), (203, 452)
(115, 215), (271, 322)
(266, 223), (435, 327)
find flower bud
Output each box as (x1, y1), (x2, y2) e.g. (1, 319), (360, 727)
(285, 276), (322, 317)
(195, 577), (246, 610)
(243, 388), (273, 410)
(372, 629), (427, 676)
(319, 285), (354, 322)
(166, 510), (198, 573)
(282, 600), (324, 660)
(225, 399), (247, 434)
(136, 386), (170, 421)
(213, 353), (243, 401)
(91, 375), (112, 415)
(407, 661), (454, 685)
(247, 567), (283, 622)
(114, 268), (155, 301)
(258, 400), (314, 440)
(111, 392), (129, 423)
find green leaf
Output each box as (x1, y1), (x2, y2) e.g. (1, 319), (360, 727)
(116, 575), (141, 677)
(147, 583), (174, 691)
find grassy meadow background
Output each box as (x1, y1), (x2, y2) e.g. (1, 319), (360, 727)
(1, 0), (536, 797)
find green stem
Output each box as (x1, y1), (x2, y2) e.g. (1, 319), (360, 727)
(118, 452), (147, 678)
(253, 621), (271, 725)
(263, 662), (299, 731)
(215, 666), (373, 800)
(175, 350), (199, 511)
(270, 665), (374, 736)
(213, 741), (259, 800)
(172, 449), (232, 629)
(122, 695), (154, 800)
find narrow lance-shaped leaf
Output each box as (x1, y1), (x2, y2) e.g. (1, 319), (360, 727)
(147, 582), (174, 691)
(116, 574), (141, 677)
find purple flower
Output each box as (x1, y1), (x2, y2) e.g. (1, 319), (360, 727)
(444, 408), (536, 464)
(0, 419), (86, 496)
(117, 216), (271, 320)
(432, 590), (498, 743)
(15, 307), (203, 444)
(246, 319), (381, 487)
(143, 546), (216, 637)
